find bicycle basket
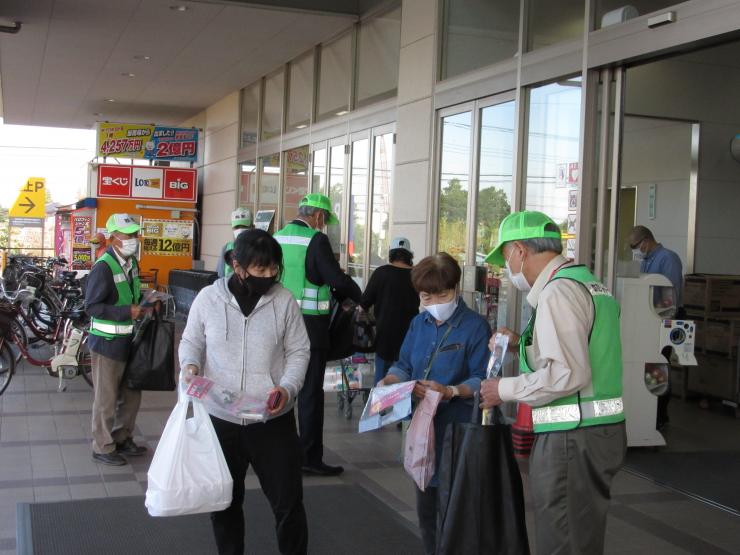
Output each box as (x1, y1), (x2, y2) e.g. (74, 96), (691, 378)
(0, 303), (15, 338)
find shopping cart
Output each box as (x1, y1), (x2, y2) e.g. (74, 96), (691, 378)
(331, 355), (372, 420)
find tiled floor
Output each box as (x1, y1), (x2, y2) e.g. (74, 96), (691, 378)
(1, 351), (739, 554)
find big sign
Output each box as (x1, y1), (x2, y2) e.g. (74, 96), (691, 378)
(97, 165), (197, 202)
(97, 123), (199, 162)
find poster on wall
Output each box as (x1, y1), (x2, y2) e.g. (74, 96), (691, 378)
(140, 218), (194, 257)
(97, 164), (197, 202)
(557, 162), (580, 188)
(97, 123), (198, 162)
(72, 215), (92, 247)
(71, 248), (92, 269)
(568, 189), (578, 211)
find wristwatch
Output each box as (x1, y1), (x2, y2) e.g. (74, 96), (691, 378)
(448, 385), (460, 400)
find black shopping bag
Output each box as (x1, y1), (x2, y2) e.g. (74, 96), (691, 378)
(436, 397), (530, 555)
(124, 313), (176, 391)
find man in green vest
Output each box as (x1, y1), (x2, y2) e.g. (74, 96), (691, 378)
(218, 207), (253, 278)
(480, 211), (626, 555)
(85, 213), (151, 466)
(275, 194), (361, 476)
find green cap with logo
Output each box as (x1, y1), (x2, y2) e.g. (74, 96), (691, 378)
(299, 193), (339, 225)
(485, 210), (561, 267)
(105, 213), (141, 235)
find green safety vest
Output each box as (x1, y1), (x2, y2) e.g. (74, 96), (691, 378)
(520, 265), (625, 433)
(274, 223), (331, 316)
(89, 252), (142, 339)
(223, 241), (234, 277)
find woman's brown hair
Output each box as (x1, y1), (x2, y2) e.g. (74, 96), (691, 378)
(411, 253), (461, 294)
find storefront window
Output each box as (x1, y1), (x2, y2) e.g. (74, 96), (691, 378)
(317, 32), (352, 121)
(356, 6), (401, 106)
(328, 144), (346, 256)
(438, 111), (473, 265)
(594, 1), (679, 30)
(527, 0), (584, 51)
(311, 148), (326, 194)
(476, 102), (515, 260)
(349, 139), (370, 287)
(262, 69), (284, 141)
(283, 146), (309, 224)
(287, 52), (313, 132)
(370, 133), (394, 271)
(258, 154), (280, 222)
(440, 0), (520, 80)
(525, 78), (582, 259)
(240, 82), (260, 147)
(239, 160), (257, 210)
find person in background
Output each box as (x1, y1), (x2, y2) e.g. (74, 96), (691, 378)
(628, 225), (684, 313)
(180, 228), (310, 555)
(90, 232), (108, 261)
(360, 237), (419, 384)
(218, 207), (253, 278)
(628, 224), (685, 429)
(481, 211), (626, 555)
(378, 253), (490, 555)
(85, 214), (150, 466)
(274, 194), (361, 477)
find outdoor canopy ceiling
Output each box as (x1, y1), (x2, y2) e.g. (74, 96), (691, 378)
(0, 0), (380, 130)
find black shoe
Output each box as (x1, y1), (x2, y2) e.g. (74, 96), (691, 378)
(302, 462), (344, 476)
(92, 451), (127, 466)
(115, 438), (147, 456)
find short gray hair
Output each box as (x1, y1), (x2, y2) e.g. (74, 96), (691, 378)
(520, 237), (563, 255)
(297, 205), (330, 219)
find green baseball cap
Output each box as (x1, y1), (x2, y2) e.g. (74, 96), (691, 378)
(231, 207), (253, 228)
(485, 211), (561, 267)
(106, 213), (140, 235)
(299, 193), (339, 225)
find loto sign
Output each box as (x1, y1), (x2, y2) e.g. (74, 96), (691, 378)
(97, 164), (197, 202)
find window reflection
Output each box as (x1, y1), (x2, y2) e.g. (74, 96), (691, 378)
(283, 146), (309, 224)
(239, 160), (257, 211)
(370, 134), (394, 272)
(328, 145), (346, 256)
(527, 0), (584, 51)
(349, 139), (370, 287)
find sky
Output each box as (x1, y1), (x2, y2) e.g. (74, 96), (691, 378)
(0, 118), (96, 209)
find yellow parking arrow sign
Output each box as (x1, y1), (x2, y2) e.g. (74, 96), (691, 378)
(10, 177), (46, 219)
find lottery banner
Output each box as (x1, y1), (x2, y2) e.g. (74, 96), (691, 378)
(141, 218), (194, 257)
(97, 122), (198, 162)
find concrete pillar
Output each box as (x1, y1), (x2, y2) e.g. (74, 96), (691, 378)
(392, 0), (438, 258)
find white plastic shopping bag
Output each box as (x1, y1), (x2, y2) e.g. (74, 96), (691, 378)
(146, 390), (233, 517)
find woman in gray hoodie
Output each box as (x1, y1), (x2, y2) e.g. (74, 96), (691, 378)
(179, 229), (310, 555)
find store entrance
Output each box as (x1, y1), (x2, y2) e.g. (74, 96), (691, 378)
(610, 39), (740, 515)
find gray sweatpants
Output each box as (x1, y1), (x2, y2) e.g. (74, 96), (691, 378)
(90, 351), (142, 454)
(529, 422), (626, 555)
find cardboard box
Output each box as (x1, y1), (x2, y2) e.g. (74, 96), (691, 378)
(688, 354), (738, 401)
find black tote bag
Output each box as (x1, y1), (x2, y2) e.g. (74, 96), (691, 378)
(124, 312), (176, 391)
(436, 396), (530, 555)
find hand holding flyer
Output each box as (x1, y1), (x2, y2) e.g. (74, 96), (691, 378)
(358, 381), (415, 433)
(185, 376), (270, 422)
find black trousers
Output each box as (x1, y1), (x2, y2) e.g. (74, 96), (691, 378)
(415, 486), (438, 555)
(297, 349), (328, 466)
(210, 411), (308, 555)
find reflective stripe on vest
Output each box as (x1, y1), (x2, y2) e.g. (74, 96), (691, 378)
(297, 299), (331, 311)
(275, 235), (312, 247)
(532, 397), (624, 426)
(89, 321), (135, 335)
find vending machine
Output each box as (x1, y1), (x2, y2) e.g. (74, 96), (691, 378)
(615, 274), (697, 447)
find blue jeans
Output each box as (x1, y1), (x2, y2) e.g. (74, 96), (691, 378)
(374, 355), (394, 385)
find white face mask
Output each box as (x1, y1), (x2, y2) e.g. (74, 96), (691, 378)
(632, 248), (645, 261)
(233, 229), (244, 239)
(505, 249), (531, 292)
(118, 238), (138, 258)
(424, 296), (458, 322)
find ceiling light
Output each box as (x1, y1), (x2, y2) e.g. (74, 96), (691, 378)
(335, 110), (349, 116)
(295, 124), (308, 129)
(121, 72), (135, 78)
(169, 5), (188, 11)
(133, 55), (151, 61)
(105, 98), (116, 103)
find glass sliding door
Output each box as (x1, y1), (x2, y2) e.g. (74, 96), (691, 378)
(438, 110), (473, 265)
(369, 133), (394, 272)
(328, 144), (347, 259)
(283, 146), (309, 224)
(311, 148), (326, 195)
(348, 139), (370, 287)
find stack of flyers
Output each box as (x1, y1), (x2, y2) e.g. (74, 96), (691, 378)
(358, 381), (415, 433)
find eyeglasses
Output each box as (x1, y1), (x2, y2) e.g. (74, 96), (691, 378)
(629, 238), (644, 250)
